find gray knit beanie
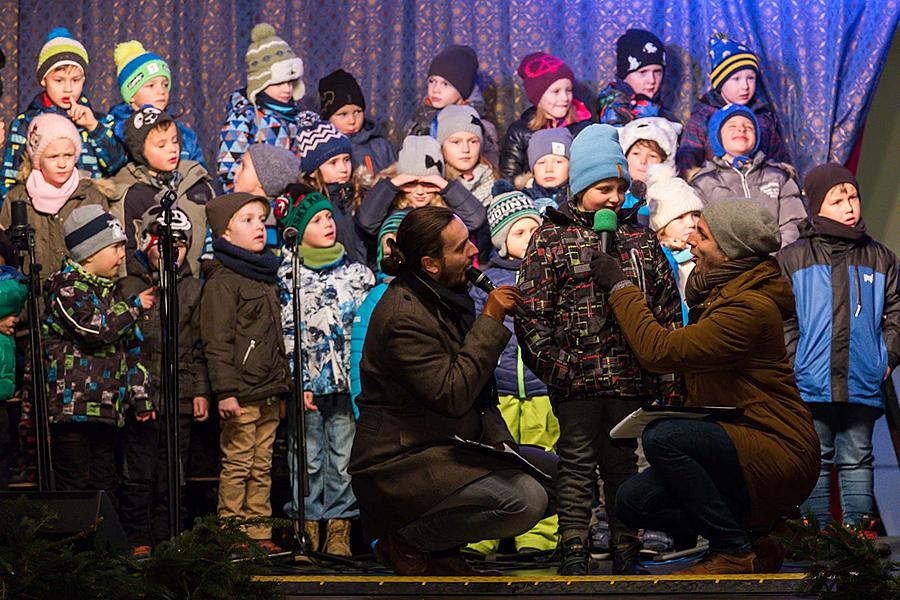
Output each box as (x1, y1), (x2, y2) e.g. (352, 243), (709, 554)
(436, 105), (484, 146)
(247, 143), (301, 197)
(703, 199), (781, 259)
(63, 205), (128, 263)
(397, 136), (444, 177)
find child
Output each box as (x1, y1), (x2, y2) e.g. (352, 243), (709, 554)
(597, 29), (678, 127)
(516, 124), (684, 575)
(116, 206), (208, 555)
(114, 106), (215, 276)
(2, 28), (127, 200)
(437, 105), (495, 207)
(676, 34), (789, 176)
(469, 181), (560, 555)
(357, 136), (486, 239)
(777, 163), (899, 531)
(201, 192), (289, 552)
(318, 68), (396, 177)
(519, 127), (572, 214)
(109, 40), (206, 169)
(0, 233), (26, 489)
(618, 116), (682, 225)
(690, 104), (807, 248)
(45, 206), (156, 500)
(217, 23), (317, 192)
(500, 52), (591, 180)
(275, 188), (374, 556)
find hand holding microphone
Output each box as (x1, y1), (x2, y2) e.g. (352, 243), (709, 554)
(590, 208), (629, 292)
(466, 266), (525, 322)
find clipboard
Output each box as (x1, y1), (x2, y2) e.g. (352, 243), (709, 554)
(610, 405), (743, 439)
(449, 436), (553, 482)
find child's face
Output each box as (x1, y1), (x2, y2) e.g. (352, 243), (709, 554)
(37, 138), (78, 186)
(301, 210), (336, 249)
(146, 243), (187, 271)
(623, 65), (664, 98)
(719, 70), (757, 106)
(263, 80), (296, 104)
(538, 79), (573, 120)
(626, 142), (664, 183)
(427, 76), (462, 109)
(223, 201), (268, 252)
(143, 122), (180, 173)
(82, 242), (125, 278)
(720, 116), (757, 158)
(579, 178), (627, 213)
(505, 217), (540, 260)
(399, 181), (442, 207)
(318, 153), (353, 184)
(533, 155), (570, 188)
(42, 65), (85, 109)
(818, 182), (860, 227)
(233, 153), (265, 195)
(658, 211), (700, 251)
(329, 104), (364, 136)
(441, 132), (481, 173)
(129, 76), (171, 111)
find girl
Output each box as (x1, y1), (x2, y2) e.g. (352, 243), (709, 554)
(618, 116), (682, 226)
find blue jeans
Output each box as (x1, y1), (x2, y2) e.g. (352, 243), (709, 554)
(802, 403), (881, 527)
(286, 394), (358, 521)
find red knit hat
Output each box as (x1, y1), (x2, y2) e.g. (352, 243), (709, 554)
(516, 52), (576, 107)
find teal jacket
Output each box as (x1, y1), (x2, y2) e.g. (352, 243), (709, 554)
(0, 266), (27, 400)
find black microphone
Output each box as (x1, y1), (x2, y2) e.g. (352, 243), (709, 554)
(466, 266), (526, 319)
(282, 226), (300, 246)
(593, 208), (618, 254)
(10, 200), (28, 231)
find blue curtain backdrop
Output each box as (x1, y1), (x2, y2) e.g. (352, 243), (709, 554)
(0, 0), (897, 179)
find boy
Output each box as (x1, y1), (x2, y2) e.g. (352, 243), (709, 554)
(2, 28), (127, 200)
(44, 205), (156, 501)
(676, 34), (789, 176)
(618, 116), (683, 226)
(201, 192), (290, 552)
(777, 163), (899, 533)
(521, 127), (573, 215)
(690, 104), (807, 248)
(116, 206), (208, 555)
(109, 40), (207, 168)
(517, 124), (684, 575)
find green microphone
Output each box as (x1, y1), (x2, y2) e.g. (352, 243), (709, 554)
(593, 208), (618, 254)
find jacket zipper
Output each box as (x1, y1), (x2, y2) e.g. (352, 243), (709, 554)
(242, 340), (257, 366)
(733, 166), (751, 198)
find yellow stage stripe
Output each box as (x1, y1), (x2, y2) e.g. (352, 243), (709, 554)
(253, 573), (807, 584)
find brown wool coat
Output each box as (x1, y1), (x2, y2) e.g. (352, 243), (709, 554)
(608, 259), (820, 532)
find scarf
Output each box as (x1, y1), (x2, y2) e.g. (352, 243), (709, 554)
(26, 169), (80, 214)
(212, 237), (281, 283)
(684, 256), (766, 307)
(810, 215), (868, 242)
(300, 243), (346, 270)
(402, 270), (476, 331)
(672, 248), (694, 264)
(255, 91), (300, 121)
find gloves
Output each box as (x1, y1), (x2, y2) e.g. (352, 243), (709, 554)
(590, 250), (629, 292)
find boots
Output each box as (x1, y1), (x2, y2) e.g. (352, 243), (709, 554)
(612, 537), (649, 575)
(374, 530), (429, 575)
(753, 535), (785, 573)
(674, 550), (757, 575)
(323, 519), (352, 557)
(427, 547), (502, 576)
(295, 520), (320, 563)
(558, 536), (590, 575)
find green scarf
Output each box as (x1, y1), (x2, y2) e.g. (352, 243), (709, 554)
(300, 243), (346, 270)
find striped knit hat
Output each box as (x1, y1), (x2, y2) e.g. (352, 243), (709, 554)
(246, 23), (304, 105)
(114, 41), (172, 103)
(377, 210), (408, 268)
(708, 33), (759, 92)
(487, 180), (540, 257)
(37, 27), (89, 83)
(296, 120), (352, 175)
(63, 205), (127, 263)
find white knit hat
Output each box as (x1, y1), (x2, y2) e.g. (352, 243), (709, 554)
(646, 163), (705, 232)
(618, 117), (682, 166)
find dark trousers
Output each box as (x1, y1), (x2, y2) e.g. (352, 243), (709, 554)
(51, 422), (118, 507)
(616, 418), (752, 553)
(0, 402), (10, 488)
(553, 397), (643, 544)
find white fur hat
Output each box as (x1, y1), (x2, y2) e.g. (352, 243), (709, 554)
(646, 163), (705, 232)
(618, 117), (682, 166)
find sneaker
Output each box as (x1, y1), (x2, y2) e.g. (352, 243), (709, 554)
(256, 539), (284, 554)
(558, 536), (589, 575)
(612, 538), (650, 575)
(590, 517), (611, 553)
(130, 545), (152, 559)
(674, 550), (757, 575)
(641, 530), (674, 554)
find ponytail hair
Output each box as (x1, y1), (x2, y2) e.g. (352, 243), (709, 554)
(380, 206), (456, 276)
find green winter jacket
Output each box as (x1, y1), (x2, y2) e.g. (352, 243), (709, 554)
(0, 267), (26, 400)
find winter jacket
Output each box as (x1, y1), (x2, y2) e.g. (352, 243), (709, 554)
(607, 259), (820, 532)
(596, 78), (679, 127)
(322, 182), (371, 266)
(676, 90), (790, 176)
(349, 120), (397, 177)
(516, 203), (685, 403)
(350, 272), (391, 405)
(43, 259), (152, 426)
(499, 101), (591, 181)
(471, 256), (547, 398)
(112, 160), (215, 277)
(777, 222), (900, 409)
(690, 153), (807, 248)
(0, 267), (26, 401)
(405, 101), (501, 166)
(117, 253), (209, 412)
(2, 93), (127, 201)
(199, 258), (290, 404)
(519, 177), (571, 215)
(109, 102), (207, 170)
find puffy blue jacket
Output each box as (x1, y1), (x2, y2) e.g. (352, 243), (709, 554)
(349, 120), (396, 177)
(109, 102), (208, 170)
(350, 273), (391, 413)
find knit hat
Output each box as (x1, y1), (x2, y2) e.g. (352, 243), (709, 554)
(569, 124), (631, 197)
(525, 128), (571, 172)
(708, 104), (760, 160)
(37, 27), (89, 83)
(26, 113), (82, 166)
(616, 29), (666, 80)
(136, 205), (194, 254)
(206, 193), (270, 238)
(646, 163), (704, 232)
(123, 106), (176, 167)
(274, 184), (332, 241)
(803, 162), (860, 216)
(247, 143), (301, 197)
(295, 120), (353, 175)
(245, 23), (304, 105)
(703, 199), (780, 259)
(318, 68), (366, 120)
(436, 104), (484, 146)
(397, 136), (444, 177)
(376, 209), (408, 268)
(114, 40), (171, 104)
(708, 33), (760, 92)
(618, 116), (682, 166)
(516, 52), (576, 107)
(487, 181), (541, 257)
(427, 45), (479, 100)
(63, 205), (127, 263)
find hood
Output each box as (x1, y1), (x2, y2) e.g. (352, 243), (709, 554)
(488, 254), (521, 271)
(111, 160), (210, 200)
(46, 259), (115, 295)
(226, 88), (253, 115)
(201, 258), (225, 280)
(351, 119), (384, 145)
(715, 259), (794, 320)
(699, 88), (770, 114)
